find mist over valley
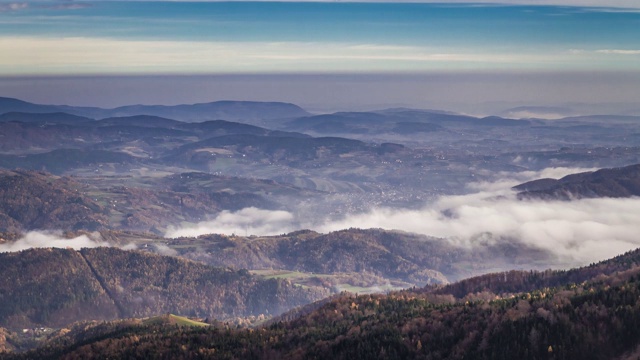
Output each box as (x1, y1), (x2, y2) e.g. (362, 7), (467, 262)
(0, 96), (639, 295)
(1, 91), (640, 357)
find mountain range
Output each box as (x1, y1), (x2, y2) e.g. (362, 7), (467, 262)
(0, 97), (310, 124)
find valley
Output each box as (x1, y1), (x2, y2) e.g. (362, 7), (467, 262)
(0, 96), (639, 357)
(1, 97), (639, 234)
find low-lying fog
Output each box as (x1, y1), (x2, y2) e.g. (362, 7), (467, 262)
(3, 167), (638, 270)
(165, 167), (640, 267)
(0, 231), (109, 252)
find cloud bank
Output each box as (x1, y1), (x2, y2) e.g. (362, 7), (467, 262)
(317, 192), (640, 266)
(165, 207), (296, 238)
(0, 231), (110, 252)
(2, 167), (633, 268)
(164, 167), (639, 266)
(317, 167), (639, 265)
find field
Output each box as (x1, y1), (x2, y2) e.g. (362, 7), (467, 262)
(143, 314), (209, 327)
(250, 269), (410, 294)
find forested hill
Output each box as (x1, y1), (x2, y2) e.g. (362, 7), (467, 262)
(0, 170), (108, 232)
(0, 247), (326, 330)
(0, 170), (280, 233)
(426, 246), (640, 299)
(9, 245), (640, 359)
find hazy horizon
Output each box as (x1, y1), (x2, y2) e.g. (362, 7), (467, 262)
(1, 1), (638, 114)
(1, 72), (639, 116)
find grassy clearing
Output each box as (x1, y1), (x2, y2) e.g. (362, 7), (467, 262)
(335, 283), (404, 294)
(143, 314), (209, 327)
(169, 314), (210, 327)
(251, 270), (317, 280)
(251, 270), (336, 281)
(250, 269), (408, 295)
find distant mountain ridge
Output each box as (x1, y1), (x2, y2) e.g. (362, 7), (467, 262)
(0, 112), (93, 125)
(282, 109), (528, 135)
(0, 97), (310, 123)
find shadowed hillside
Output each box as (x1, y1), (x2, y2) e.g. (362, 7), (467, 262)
(0, 170), (107, 232)
(170, 228), (554, 288)
(0, 247), (326, 330)
(0, 170), (284, 233)
(9, 246), (640, 359)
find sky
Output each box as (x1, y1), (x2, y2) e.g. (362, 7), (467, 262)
(0, 1), (639, 110)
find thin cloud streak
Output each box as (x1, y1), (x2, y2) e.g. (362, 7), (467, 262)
(0, 36), (619, 75)
(0, 2), (27, 12)
(88, 1), (640, 10)
(597, 49), (640, 55)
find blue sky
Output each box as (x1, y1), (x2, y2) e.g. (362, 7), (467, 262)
(0, 1), (638, 110)
(0, 1), (639, 75)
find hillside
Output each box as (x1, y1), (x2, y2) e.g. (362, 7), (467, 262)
(0, 170), (291, 233)
(0, 149), (140, 174)
(167, 228), (554, 290)
(426, 246), (640, 299)
(515, 163), (640, 200)
(174, 229), (449, 288)
(0, 170), (107, 232)
(0, 227), (554, 301)
(10, 246), (640, 359)
(0, 247), (325, 330)
(171, 134), (374, 163)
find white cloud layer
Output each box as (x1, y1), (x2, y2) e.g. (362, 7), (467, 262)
(0, 231), (110, 252)
(1, 167), (636, 268)
(596, 49), (640, 55)
(317, 193), (640, 266)
(164, 167), (639, 267)
(165, 207), (296, 238)
(317, 167), (640, 265)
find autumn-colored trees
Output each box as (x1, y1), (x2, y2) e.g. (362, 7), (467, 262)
(11, 247), (640, 359)
(0, 248), (324, 330)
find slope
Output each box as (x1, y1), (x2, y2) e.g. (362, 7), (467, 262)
(515, 163), (640, 199)
(0, 247), (326, 330)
